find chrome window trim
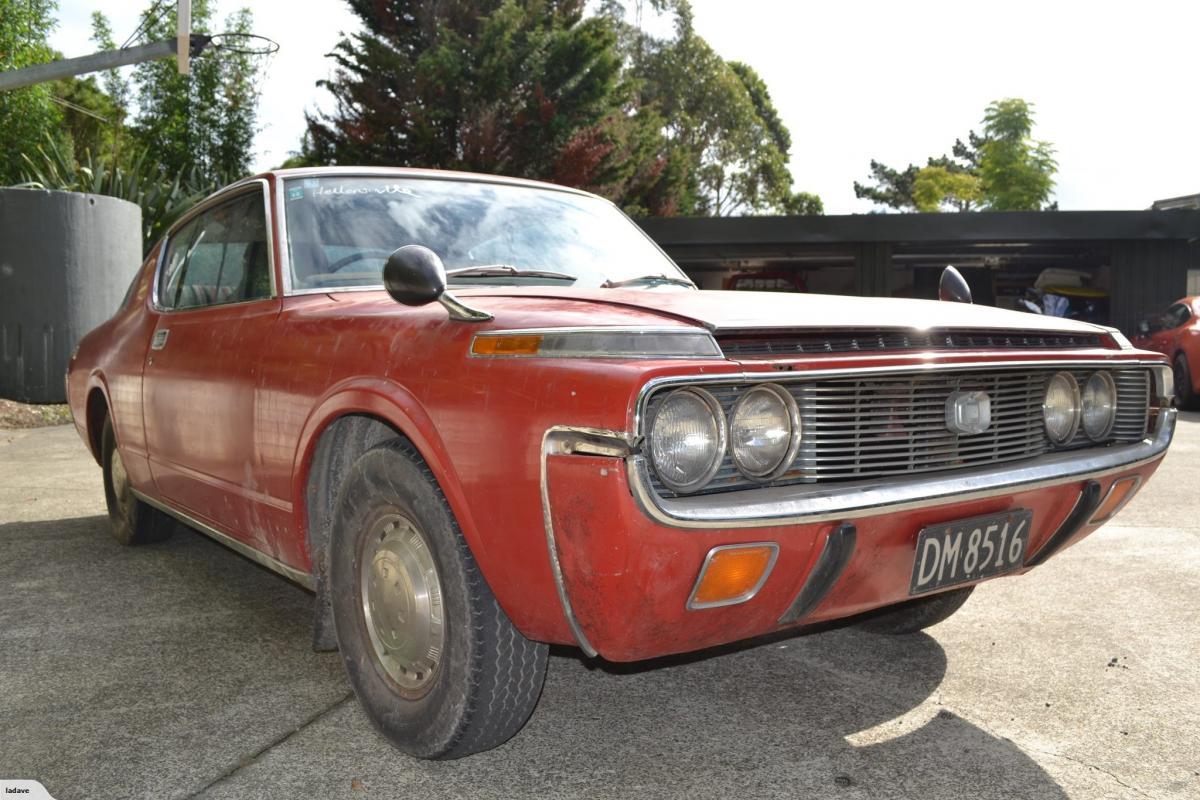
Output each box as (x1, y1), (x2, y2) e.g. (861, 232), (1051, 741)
(133, 489), (315, 590)
(686, 542), (780, 610)
(152, 178), (277, 313)
(273, 172), (691, 297)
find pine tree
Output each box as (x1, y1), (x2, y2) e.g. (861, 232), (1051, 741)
(303, 0), (683, 214)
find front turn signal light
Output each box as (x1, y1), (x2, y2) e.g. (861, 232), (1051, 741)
(1088, 475), (1142, 525)
(687, 543), (778, 610)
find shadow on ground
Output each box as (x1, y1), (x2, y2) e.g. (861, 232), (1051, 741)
(1, 514), (1067, 800)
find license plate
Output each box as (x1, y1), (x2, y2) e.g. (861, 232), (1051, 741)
(909, 509), (1033, 596)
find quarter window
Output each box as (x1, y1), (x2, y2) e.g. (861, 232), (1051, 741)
(159, 191), (272, 310)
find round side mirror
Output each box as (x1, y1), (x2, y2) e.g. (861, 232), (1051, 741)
(384, 245), (447, 306)
(938, 265), (973, 304)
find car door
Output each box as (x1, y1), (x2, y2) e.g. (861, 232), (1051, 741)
(142, 183), (283, 548)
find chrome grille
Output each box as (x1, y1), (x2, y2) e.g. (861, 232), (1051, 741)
(718, 329), (1106, 358)
(645, 367), (1152, 497)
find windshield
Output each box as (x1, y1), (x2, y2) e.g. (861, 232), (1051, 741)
(281, 175), (691, 291)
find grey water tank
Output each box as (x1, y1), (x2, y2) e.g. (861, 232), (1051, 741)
(0, 188), (142, 403)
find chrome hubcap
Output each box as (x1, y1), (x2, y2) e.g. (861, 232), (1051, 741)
(110, 447), (133, 520)
(360, 514), (444, 693)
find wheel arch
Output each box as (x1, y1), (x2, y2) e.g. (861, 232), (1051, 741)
(292, 380), (483, 651)
(84, 377), (112, 466)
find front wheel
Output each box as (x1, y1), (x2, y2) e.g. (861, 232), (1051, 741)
(857, 586), (974, 635)
(1175, 353), (1197, 410)
(329, 439), (548, 759)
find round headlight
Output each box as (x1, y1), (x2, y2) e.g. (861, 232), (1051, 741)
(729, 385), (800, 479)
(648, 388), (726, 493)
(1043, 372), (1081, 444)
(1081, 371), (1117, 440)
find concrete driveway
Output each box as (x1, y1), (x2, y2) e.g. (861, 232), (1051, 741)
(2, 417), (1198, 799)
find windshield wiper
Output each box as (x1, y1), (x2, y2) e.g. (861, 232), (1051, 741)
(601, 274), (696, 289)
(446, 264), (576, 281)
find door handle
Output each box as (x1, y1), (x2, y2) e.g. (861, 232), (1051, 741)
(151, 329), (169, 350)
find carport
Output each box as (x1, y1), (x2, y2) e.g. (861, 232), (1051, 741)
(638, 210), (1200, 334)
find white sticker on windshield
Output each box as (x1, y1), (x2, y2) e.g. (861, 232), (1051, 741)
(314, 184), (417, 197)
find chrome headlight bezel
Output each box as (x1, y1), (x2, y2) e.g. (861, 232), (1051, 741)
(1043, 371), (1081, 444)
(647, 387), (727, 494)
(1081, 371), (1117, 441)
(728, 384), (802, 481)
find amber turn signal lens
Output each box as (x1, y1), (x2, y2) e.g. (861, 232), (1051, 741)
(688, 544), (777, 609)
(1088, 476), (1142, 524)
(471, 334), (543, 356)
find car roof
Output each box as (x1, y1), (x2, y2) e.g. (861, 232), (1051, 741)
(237, 166), (596, 199)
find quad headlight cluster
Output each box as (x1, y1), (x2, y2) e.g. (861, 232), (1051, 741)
(1043, 371), (1117, 444)
(647, 385), (801, 493)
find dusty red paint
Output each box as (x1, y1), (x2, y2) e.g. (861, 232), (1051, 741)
(67, 168), (1171, 662)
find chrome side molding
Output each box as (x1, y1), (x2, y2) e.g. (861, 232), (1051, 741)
(133, 490), (316, 590)
(539, 426), (635, 658)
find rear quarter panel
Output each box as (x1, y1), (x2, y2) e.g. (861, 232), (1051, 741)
(67, 245), (161, 486)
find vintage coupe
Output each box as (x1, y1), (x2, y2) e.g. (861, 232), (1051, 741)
(68, 168), (1175, 759)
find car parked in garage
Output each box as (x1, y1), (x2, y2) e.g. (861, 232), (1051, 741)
(1132, 297), (1200, 408)
(67, 168), (1176, 759)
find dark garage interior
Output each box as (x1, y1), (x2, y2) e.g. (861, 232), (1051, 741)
(639, 210), (1200, 334)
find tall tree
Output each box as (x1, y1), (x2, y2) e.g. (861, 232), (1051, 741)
(128, 0), (260, 184)
(854, 101), (1055, 212)
(0, 0), (63, 185)
(978, 98), (1056, 211)
(627, 3), (803, 215)
(303, 0), (681, 214)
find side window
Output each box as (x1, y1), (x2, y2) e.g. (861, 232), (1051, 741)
(1164, 303), (1191, 329)
(158, 190), (271, 310)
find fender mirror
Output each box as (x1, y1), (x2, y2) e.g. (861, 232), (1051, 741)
(383, 245), (491, 322)
(939, 265), (972, 304)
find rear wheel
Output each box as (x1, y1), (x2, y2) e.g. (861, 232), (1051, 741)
(857, 586), (974, 635)
(1175, 353), (1197, 410)
(329, 439), (548, 759)
(101, 418), (175, 545)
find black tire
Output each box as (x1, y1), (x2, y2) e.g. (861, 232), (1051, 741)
(857, 586), (974, 635)
(329, 439), (548, 759)
(101, 417), (175, 545)
(1175, 353), (1198, 410)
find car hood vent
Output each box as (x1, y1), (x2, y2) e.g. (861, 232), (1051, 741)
(718, 329), (1106, 358)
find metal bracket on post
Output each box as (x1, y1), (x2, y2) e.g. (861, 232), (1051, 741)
(177, 0), (192, 75)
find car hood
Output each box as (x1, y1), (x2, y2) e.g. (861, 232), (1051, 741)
(462, 287), (1111, 336)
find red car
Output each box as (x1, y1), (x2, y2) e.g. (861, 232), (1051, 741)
(1132, 297), (1200, 409)
(67, 168), (1176, 759)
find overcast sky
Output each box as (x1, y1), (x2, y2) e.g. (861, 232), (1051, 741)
(48, 0), (1199, 214)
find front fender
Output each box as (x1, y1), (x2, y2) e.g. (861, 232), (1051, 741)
(290, 376), (484, 569)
